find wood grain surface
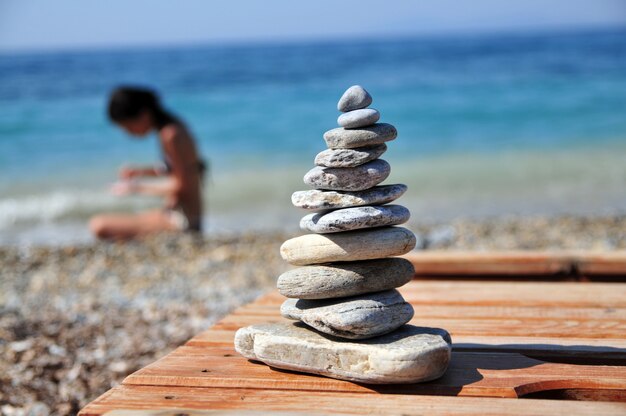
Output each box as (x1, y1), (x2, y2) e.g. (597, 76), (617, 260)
(80, 269), (626, 415)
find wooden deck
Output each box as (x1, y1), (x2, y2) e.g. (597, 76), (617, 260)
(80, 251), (626, 415)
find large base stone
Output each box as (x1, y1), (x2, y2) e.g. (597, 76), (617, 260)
(235, 322), (452, 384)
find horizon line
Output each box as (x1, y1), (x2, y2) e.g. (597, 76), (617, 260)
(0, 23), (624, 56)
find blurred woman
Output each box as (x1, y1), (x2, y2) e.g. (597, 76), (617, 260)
(90, 86), (204, 239)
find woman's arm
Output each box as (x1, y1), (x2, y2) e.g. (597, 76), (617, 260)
(111, 179), (176, 197)
(119, 164), (167, 180)
(112, 127), (196, 206)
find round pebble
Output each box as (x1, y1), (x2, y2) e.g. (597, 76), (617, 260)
(277, 258), (415, 299)
(338, 108), (380, 129)
(303, 159), (390, 191)
(292, 184), (407, 211)
(315, 143), (387, 168)
(280, 226), (417, 265)
(280, 289), (414, 339)
(324, 123), (397, 149)
(300, 205), (410, 234)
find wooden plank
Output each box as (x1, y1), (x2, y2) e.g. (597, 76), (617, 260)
(79, 385), (626, 416)
(578, 252), (626, 275)
(405, 251), (571, 276)
(399, 281), (626, 307)
(80, 279), (626, 415)
(122, 346), (626, 399)
(403, 251), (626, 277)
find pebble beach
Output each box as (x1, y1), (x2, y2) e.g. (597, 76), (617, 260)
(1, 214), (625, 414)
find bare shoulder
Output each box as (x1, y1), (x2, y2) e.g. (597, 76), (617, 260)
(160, 124), (182, 144)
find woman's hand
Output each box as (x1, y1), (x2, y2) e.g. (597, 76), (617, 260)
(110, 180), (137, 196)
(119, 166), (139, 180)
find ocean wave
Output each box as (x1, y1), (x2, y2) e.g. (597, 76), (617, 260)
(0, 190), (150, 229)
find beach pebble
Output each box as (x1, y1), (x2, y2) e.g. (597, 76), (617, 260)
(292, 184), (407, 211)
(300, 205), (410, 234)
(324, 123), (397, 149)
(338, 108), (380, 129)
(304, 159), (390, 191)
(281, 289), (414, 339)
(277, 258), (415, 299)
(235, 322), (452, 384)
(280, 226), (416, 265)
(426, 225), (458, 248)
(337, 85), (373, 112)
(315, 144), (387, 168)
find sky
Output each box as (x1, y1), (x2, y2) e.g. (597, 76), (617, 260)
(0, 0), (625, 52)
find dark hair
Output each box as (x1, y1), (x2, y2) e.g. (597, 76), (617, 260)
(107, 86), (178, 129)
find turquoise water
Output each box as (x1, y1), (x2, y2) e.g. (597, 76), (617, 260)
(1, 28), (626, 243)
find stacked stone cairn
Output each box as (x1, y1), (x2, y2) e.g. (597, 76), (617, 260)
(235, 86), (452, 384)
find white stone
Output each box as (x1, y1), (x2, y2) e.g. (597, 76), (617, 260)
(235, 322), (452, 384)
(292, 184), (407, 211)
(300, 204), (410, 234)
(281, 289), (414, 339)
(338, 108), (380, 129)
(315, 144), (387, 168)
(280, 226), (416, 266)
(324, 123), (397, 149)
(303, 159), (390, 192)
(277, 258), (415, 299)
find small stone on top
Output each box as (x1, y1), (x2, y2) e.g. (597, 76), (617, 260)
(337, 85), (373, 112)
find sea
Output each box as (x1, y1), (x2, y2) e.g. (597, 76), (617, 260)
(1, 28), (625, 244)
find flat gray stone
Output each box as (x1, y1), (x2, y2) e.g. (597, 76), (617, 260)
(315, 143), (387, 168)
(277, 258), (415, 299)
(300, 205), (410, 234)
(280, 226), (416, 265)
(324, 123), (397, 149)
(292, 184), (407, 211)
(235, 322), (452, 384)
(337, 85), (373, 112)
(338, 108), (380, 129)
(281, 289), (414, 339)
(303, 159), (390, 191)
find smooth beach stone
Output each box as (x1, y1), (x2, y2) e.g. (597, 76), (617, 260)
(280, 226), (416, 266)
(303, 159), (390, 192)
(338, 108), (380, 129)
(337, 85), (373, 112)
(324, 123), (397, 149)
(315, 143), (387, 168)
(281, 289), (414, 339)
(234, 322), (452, 384)
(292, 184), (407, 211)
(300, 205), (410, 234)
(277, 258), (415, 299)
